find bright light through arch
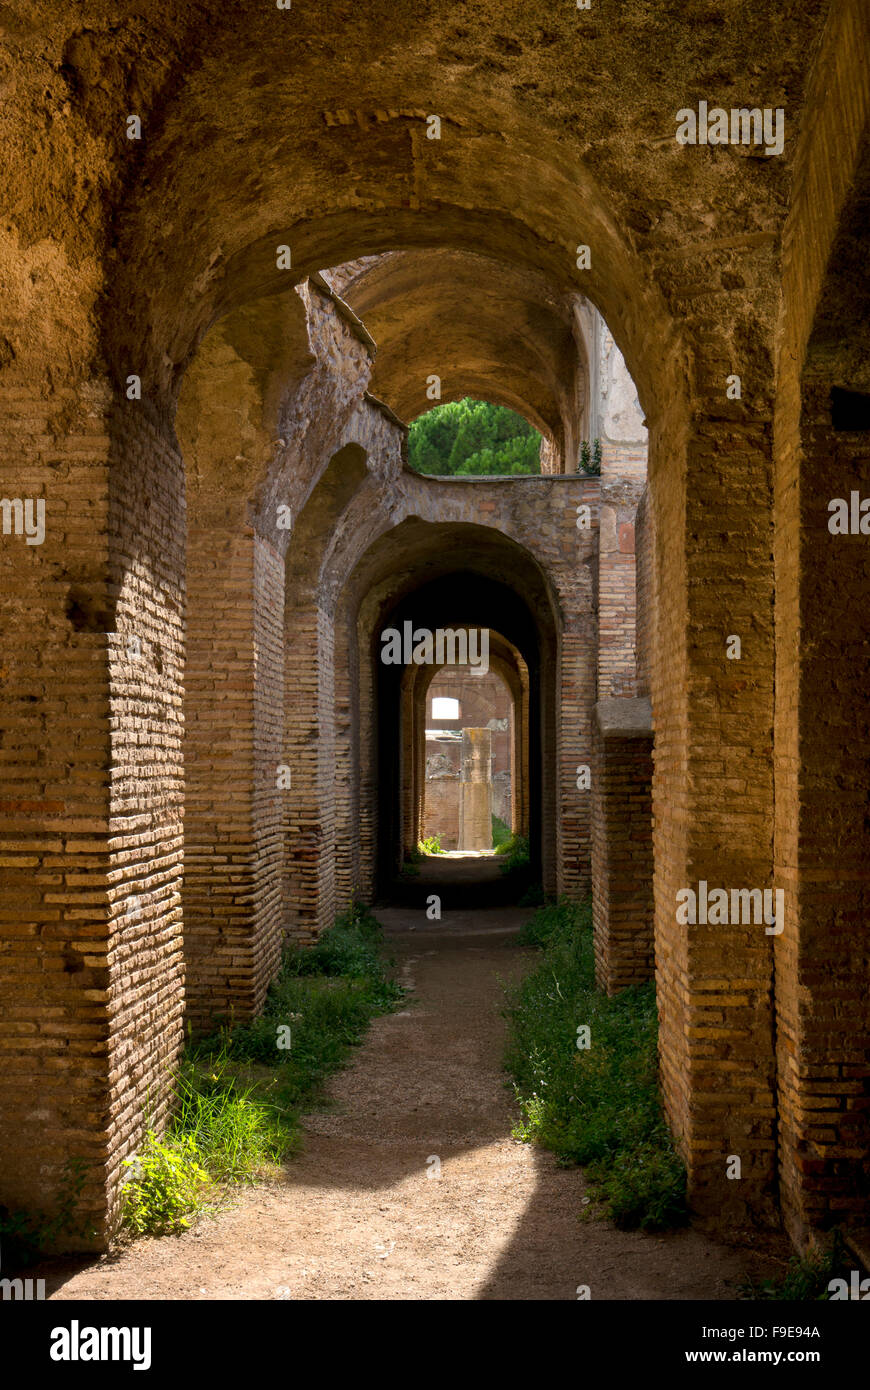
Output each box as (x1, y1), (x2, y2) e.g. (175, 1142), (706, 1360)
(432, 697), (460, 721)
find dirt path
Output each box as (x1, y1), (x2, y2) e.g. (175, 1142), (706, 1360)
(44, 907), (778, 1301)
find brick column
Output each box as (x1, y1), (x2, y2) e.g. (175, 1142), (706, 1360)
(458, 727), (492, 850)
(598, 498), (640, 699)
(772, 0), (870, 1246)
(592, 698), (654, 992)
(284, 600), (336, 938)
(183, 524), (285, 1028)
(651, 407), (778, 1226)
(0, 389), (185, 1246)
(775, 377), (870, 1241)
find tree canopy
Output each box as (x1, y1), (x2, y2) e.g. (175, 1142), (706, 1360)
(407, 398), (541, 477)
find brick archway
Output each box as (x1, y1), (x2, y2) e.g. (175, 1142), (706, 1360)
(3, 0), (869, 1258)
(408, 633), (529, 855)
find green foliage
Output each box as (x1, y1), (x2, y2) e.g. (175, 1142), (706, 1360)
(491, 813), (511, 848)
(739, 1234), (846, 1301)
(496, 832), (531, 872)
(122, 902), (403, 1239)
(0, 1158), (93, 1265)
(408, 398), (541, 477)
(518, 883), (547, 907)
(418, 834), (444, 855)
(504, 898), (688, 1232)
(172, 1055), (289, 1182)
(121, 1133), (210, 1237)
(578, 438), (602, 475)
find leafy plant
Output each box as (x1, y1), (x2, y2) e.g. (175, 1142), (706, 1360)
(491, 813), (511, 848)
(121, 1132), (210, 1237)
(418, 834), (443, 855)
(122, 902), (403, 1240)
(504, 897), (687, 1232)
(739, 1234), (846, 1301)
(578, 438), (602, 476)
(408, 399), (541, 477)
(496, 833), (531, 872)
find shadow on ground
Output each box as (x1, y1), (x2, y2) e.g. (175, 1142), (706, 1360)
(30, 902), (791, 1300)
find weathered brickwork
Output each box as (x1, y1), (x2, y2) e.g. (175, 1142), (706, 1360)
(0, 386), (186, 1245)
(182, 525), (285, 1028)
(773, 0), (870, 1246)
(598, 482), (643, 700)
(331, 472), (601, 899)
(1, 0), (867, 1261)
(1, 378), (120, 1244)
(633, 489), (655, 703)
(592, 699), (654, 994)
(105, 401), (187, 1235)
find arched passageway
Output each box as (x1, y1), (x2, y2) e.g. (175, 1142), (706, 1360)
(418, 638), (527, 852)
(339, 517), (571, 904)
(1, 0), (868, 1268)
(375, 576), (546, 894)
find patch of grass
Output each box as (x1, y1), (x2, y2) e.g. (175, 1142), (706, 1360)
(492, 813), (511, 848)
(172, 1053), (290, 1181)
(121, 902), (403, 1239)
(495, 832), (530, 872)
(503, 897), (687, 1232)
(518, 883), (547, 907)
(739, 1233), (848, 1300)
(121, 1133), (210, 1237)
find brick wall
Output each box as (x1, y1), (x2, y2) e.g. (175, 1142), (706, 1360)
(776, 383), (870, 1239)
(1, 378), (119, 1244)
(105, 400), (186, 1234)
(329, 472), (599, 900)
(0, 384), (186, 1245)
(183, 525), (285, 1026)
(592, 698), (654, 992)
(634, 487), (654, 702)
(773, 0), (870, 1246)
(597, 479), (644, 699)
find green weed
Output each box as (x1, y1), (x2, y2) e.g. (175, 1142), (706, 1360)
(503, 897), (687, 1232)
(491, 813), (511, 848)
(121, 901), (403, 1239)
(496, 833), (530, 872)
(121, 1133), (210, 1237)
(739, 1233), (848, 1301)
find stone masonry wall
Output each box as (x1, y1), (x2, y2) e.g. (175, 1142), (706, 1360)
(104, 400), (186, 1236)
(592, 698), (654, 994)
(773, 0), (870, 1247)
